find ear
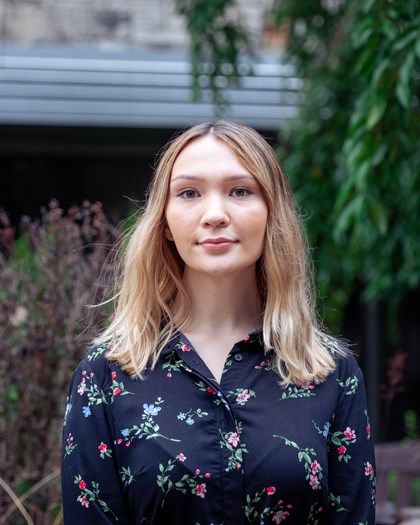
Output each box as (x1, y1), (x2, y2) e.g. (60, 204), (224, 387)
(165, 227), (173, 241)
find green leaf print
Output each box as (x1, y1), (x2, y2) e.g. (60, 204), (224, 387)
(337, 375), (359, 395)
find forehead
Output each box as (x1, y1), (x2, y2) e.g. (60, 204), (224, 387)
(171, 135), (246, 174)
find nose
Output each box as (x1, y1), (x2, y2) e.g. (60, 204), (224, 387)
(201, 194), (229, 227)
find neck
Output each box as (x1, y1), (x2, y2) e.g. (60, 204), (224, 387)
(181, 268), (262, 336)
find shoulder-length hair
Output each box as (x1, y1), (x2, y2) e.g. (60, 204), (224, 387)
(97, 120), (343, 385)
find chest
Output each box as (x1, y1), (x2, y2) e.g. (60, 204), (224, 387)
(109, 347), (338, 523)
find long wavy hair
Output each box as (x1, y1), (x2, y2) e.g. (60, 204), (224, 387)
(97, 120), (344, 385)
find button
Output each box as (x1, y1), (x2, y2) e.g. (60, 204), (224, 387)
(234, 353), (243, 362)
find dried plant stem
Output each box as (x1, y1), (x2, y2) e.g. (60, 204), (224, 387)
(0, 468), (61, 524)
(52, 507), (64, 525)
(0, 475), (34, 525)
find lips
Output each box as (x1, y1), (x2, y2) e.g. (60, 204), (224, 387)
(200, 237), (235, 245)
(198, 237), (237, 251)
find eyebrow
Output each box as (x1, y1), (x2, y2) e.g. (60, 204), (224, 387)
(170, 174), (256, 184)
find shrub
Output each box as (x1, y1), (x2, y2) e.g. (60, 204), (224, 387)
(0, 200), (118, 524)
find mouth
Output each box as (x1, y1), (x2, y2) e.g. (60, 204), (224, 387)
(198, 238), (237, 251)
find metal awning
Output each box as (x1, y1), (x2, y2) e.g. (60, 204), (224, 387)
(0, 45), (302, 130)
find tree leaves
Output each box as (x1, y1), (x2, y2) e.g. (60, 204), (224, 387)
(176, 0), (420, 334)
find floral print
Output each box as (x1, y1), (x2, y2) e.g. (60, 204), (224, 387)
(63, 432), (76, 458)
(244, 486), (292, 524)
(74, 475), (117, 520)
(115, 398), (181, 446)
(274, 436), (324, 490)
(156, 456), (211, 507)
(280, 382), (315, 400)
(219, 422), (248, 471)
(62, 331), (375, 524)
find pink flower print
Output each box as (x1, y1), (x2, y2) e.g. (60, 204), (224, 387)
(310, 460), (320, 474)
(80, 496), (89, 508)
(365, 461), (373, 476)
(266, 486), (276, 495)
(236, 389), (251, 405)
(77, 379), (86, 395)
(343, 427), (356, 440)
(299, 382), (314, 390)
(309, 474), (320, 490)
(111, 371), (117, 379)
(79, 479), (87, 490)
(205, 472), (211, 478)
(366, 425), (371, 436)
(196, 469), (201, 475)
(167, 372), (172, 378)
(337, 445), (347, 455)
(177, 453), (187, 462)
(196, 483), (207, 498)
(272, 510), (286, 524)
(82, 370), (87, 376)
(181, 343), (191, 352)
(227, 432), (239, 447)
(98, 442), (107, 453)
(207, 386), (216, 395)
(113, 387), (121, 396)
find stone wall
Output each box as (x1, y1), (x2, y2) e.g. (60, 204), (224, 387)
(0, 0), (274, 51)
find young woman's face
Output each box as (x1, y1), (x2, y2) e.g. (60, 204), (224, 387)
(165, 135), (268, 279)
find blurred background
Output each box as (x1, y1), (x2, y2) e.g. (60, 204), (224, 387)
(0, 0), (419, 523)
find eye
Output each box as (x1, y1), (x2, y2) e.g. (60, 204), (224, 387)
(230, 187), (253, 197)
(178, 189), (199, 199)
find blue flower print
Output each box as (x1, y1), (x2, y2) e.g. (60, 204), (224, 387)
(82, 406), (91, 418)
(121, 428), (130, 437)
(322, 421), (330, 438)
(186, 418), (194, 425)
(143, 404), (162, 416)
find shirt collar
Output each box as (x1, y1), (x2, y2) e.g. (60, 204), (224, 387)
(160, 328), (263, 357)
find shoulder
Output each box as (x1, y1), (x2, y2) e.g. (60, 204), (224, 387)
(72, 341), (116, 388)
(318, 333), (365, 387)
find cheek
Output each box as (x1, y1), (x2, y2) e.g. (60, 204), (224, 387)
(165, 208), (192, 245)
(245, 207), (268, 237)
(165, 205), (182, 231)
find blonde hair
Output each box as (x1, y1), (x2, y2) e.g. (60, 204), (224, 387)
(97, 120), (344, 385)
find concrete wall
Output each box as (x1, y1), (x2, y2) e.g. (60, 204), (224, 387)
(0, 0), (274, 51)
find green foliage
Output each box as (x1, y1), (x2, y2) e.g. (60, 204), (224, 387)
(173, 0), (254, 107)
(404, 409), (420, 443)
(177, 0), (420, 334)
(273, 0), (420, 331)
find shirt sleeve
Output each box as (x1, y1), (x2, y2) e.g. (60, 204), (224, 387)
(61, 354), (131, 524)
(326, 355), (376, 524)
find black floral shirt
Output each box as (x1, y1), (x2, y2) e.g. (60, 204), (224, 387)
(61, 331), (376, 524)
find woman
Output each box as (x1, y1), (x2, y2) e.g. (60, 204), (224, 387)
(61, 120), (376, 524)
